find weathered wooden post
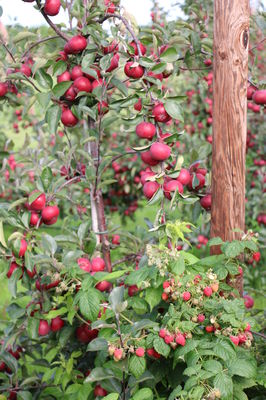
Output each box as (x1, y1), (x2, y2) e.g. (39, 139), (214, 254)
(211, 0), (250, 294)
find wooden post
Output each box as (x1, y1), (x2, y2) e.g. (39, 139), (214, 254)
(211, 0), (250, 294)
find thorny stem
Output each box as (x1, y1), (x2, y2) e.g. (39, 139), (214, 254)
(35, 0), (69, 42)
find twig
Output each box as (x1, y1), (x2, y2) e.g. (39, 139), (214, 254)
(0, 38), (16, 63)
(99, 13), (143, 57)
(35, 0), (69, 42)
(111, 254), (136, 268)
(249, 37), (266, 52)
(21, 36), (59, 60)
(251, 330), (266, 340)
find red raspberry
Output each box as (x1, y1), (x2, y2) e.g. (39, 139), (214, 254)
(175, 333), (186, 346)
(203, 286), (213, 297)
(205, 325), (214, 333)
(230, 335), (239, 346)
(162, 292), (169, 301)
(164, 334), (174, 344)
(253, 252), (261, 262)
(159, 329), (167, 338)
(182, 292), (191, 301)
(197, 314), (205, 323)
(163, 281), (170, 289)
(135, 347), (145, 357)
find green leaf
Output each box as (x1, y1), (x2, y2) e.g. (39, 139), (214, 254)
(42, 234), (57, 255)
(228, 358), (257, 378)
(203, 360), (223, 373)
(17, 391), (33, 400)
(109, 286), (126, 314)
(208, 237), (224, 246)
(53, 81), (72, 97)
(36, 92), (52, 110)
(1, 351), (18, 373)
(145, 287), (163, 311)
(132, 388), (153, 400)
(27, 318), (39, 339)
(129, 297), (148, 314)
(221, 241), (245, 258)
(45, 104), (62, 134)
(35, 68), (53, 89)
(41, 167), (53, 191)
(233, 386), (248, 400)
(81, 53), (96, 71)
(85, 367), (114, 383)
(87, 338), (108, 352)
(153, 337), (171, 358)
(13, 31), (36, 43)
(103, 394), (119, 400)
(164, 100), (184, 122)
(168, 386), (182, 400)
(160, 47), (179, 62)
(0, 220), (7, 247)
(110, 77), (128, 97)
(79, 289), (101, 321)
(129, 355), (146, 379)
(213, 372), (233, 398)
(77, 221), (90, 242)
(170, 254), (185, 275)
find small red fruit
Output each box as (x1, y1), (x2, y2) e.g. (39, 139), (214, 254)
(200, 194), (211, 211)
(134, 98), (142, 112)
(71, 65), (83, 80)
(141, 150), (159, 166)
(230, 335), (239, 346)
(177, 169), (191, 185)
(150, 142), (171, 161)
(44, 0), (61, 16)
(112, 234), (120, 245)
(94, 385), (107, 397)
(41, 205), (60, 225)
(146, 348), (161, 359)
(0, 82), (8, 97)
(143, 181), (159, 199)
(18, 239), (28, 258)
(243, 295), (254, 309)
(124, 61), (144, 79)
(197, 314), (205, 323)
(6, 262), (20, 279)
(38, 320), (50, 336)
(61, 108), (79, 127)
(78, 258), (92, 272)
(136, 122), (156, 140)
(95, 280), (112, 292)
(91, 257), (105, 272)
(128, 41), (147, 56)
(57, 70), (71, 83)
(135, 347), (145, 357)
(30, 212), (39, 226)
(128, 285), (139, 297)
(113, 348), (123, 361)
(203, 286), (213, 297)
(163, 180), (183, 199)
(252, 89), (266, 105)
(252, 252), (261, 262)
(175, 333), (186, 346)
(73, 77), (92, 93)
(51, 316), (64, 332)
(205, 325), (214, 333)
(152, 103), (171, 123)
(29, 192), (46, 211)
(182, 292), (191, 301)
(159, 329), (167, 338)
(68, 35), (87, 54)
(164, 334), (174, 344)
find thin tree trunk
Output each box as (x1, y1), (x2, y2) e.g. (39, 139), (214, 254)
(88, 122), (112, 272)
(210, 0), (250, 295)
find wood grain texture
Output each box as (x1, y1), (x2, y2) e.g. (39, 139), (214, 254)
(211, 1), (250, 294)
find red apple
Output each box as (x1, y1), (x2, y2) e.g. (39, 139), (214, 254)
(136, 122), (156, 140)
(150, 142), (171, 161)
(61, 108), (79, 127)
(0, 82), (8, 97)
(78, 257), (92, 272)
(128, 41), (147, 56)
(41, 205), (60, 225)
(141, 150), (159, 166)
(29, 192), (46, 211)
(38, 320), (50, 336)
(124, 61), (144, 79)
(152, 103), (171, 123)
(57, 70), (71, 83)
(252, 89), (266, 105)
(51, 316), (64, 332)
(143, 181), (159, 199)
(177, 169), (191, 185)
(73, 77), (92, 93)
(68, 35), (87, 54)
(44, 0), (61, 16)
(200, 194), (211, 211)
